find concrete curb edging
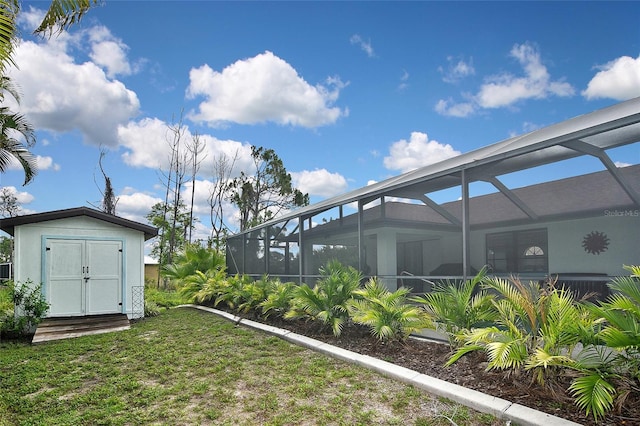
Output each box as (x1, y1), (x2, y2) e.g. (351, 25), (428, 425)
(182, 305), (582, 426)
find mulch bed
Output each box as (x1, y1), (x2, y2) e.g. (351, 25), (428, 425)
(233, 311), (640, 426)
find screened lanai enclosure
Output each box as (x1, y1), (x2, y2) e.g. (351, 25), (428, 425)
(227, 98), (640, 297)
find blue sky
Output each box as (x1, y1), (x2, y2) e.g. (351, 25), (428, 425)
(2, 1), (640, 250)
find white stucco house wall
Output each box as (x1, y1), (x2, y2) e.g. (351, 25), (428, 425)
(0, 207), (157, 319)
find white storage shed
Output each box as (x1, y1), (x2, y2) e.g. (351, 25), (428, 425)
(0, 207), (157, 319)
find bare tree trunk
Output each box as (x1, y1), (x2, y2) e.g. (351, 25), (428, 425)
(209, 150), (238, 250)
(187, 132), (206, 244)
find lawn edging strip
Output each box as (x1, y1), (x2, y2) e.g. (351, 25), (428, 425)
(182, 304), (582, 426)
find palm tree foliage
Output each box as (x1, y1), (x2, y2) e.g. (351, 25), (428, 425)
(0, 105), (36, 184)
(177, 268), (226, 304)
(285, 260), (362, 336)
(162, 243), (226, 283)
(0, 0), (20, 75)
(349, 278), (433, 342)
(412, 267), (495, 348)
(259, 279), (297, 319)
(561, 265), (640, 421)
(447, 276), (589, 383)
(33, 0), (101, 37)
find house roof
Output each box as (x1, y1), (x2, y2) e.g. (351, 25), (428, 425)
(293, 165), (640, 239)
(0, 207), (158, 240)
(240, 96), (640, 234)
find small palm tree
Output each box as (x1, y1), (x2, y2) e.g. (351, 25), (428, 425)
(177, 269), (226, 304)
(162, 243), (226, 284)
(349, 278), (433, 342)
(447, 277), (588, 384)
(285, 260), (361, 336)
(413, 267), (495, 347)
(562, 265), (640, 421)
(259, 279), (297, 319)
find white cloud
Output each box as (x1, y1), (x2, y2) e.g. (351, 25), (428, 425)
(115, 191), (162, 223)
(5, 154), (60, 172)
(35, 155), (61, 171)
(384, 132), (461, 173)
(1, 186), (35, 205)
(9, 39), (140, 147)
(118, 117), (176, 169)
(615, 161), (632, 168)
(434, 99), (476, 118)
(88, 26), (133, 78)
(291, 169), (348, 198)
(435, 43), (575, 117)
(476, 43), (574, 108)
(350, 34), (375, 58)
(440, 56), (475, 83)
(118, 118), (255, 175)
(186, 51), (347, 128)
(582, 55), (640, 101)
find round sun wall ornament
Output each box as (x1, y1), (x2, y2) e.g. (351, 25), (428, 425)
(582, 231), (610, 255)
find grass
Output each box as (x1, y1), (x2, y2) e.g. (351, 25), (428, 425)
(0, 308), (504, 425)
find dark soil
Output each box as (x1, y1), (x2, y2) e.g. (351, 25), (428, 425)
(235, 312), (640, 426)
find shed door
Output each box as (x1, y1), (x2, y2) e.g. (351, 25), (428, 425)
(46, 239), (123, 317)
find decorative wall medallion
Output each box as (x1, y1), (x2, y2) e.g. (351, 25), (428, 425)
(582, 231), (609, 255)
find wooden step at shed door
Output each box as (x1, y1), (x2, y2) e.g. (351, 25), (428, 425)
(32, 314), (130, 343)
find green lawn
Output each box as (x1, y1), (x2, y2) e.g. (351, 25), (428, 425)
(0, 308), (501, 425)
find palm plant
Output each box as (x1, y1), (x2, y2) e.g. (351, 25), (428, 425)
(162, 243), (226, 284)
(177, 268), (227, 304)
(213, 273), (253, 311)
(412, 268), (495, 347)
(0, 77), (37, 184)
(259, 279), (297, 319)
(561, 265), (640, 421)
(235, 275), (273, 314)
(447, 276), (588, 385)
(285, 260), (362, 336)
(348, 278), (433, 342)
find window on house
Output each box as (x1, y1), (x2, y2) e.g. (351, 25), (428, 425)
(486, 229), (548, 273)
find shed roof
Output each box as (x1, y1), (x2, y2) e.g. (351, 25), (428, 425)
(0, 207), (158, 240)
(242, 97), (640, 233)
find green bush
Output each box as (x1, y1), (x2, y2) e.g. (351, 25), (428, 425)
(285, 260), (362, 336)
(259, 279), (297, 319)
(0, 280), (49, 337)
(349, 278), (433, 342)
(144, 300), (161, 317)
(564, 265), (640, 421)
(413, 268), (495, 348)
(144, 286), (188, 309)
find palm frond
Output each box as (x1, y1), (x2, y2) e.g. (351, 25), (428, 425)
(0, 0), (19, 74)
(568, 373), (616, 421)
(34, 0), (101, 37)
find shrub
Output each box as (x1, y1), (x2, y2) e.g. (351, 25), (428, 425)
(564, 265), (640, 421)
(144, 300), (161, 317)
(144, 286), (188, 308)
(162, 243), (226, 286)
(286, 260), (362, 336)
(260, 279), (297, 319)
(412, 268), (495, 348)
(349, 278), (433, 342)
(447, 276), (588, 383)
(0, 280), (49, 337)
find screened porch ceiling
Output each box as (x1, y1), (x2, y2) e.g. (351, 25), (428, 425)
(244, 97), (640, 234)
